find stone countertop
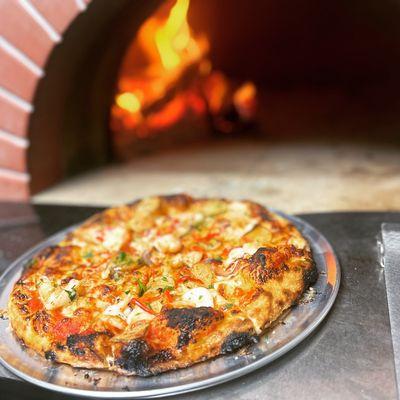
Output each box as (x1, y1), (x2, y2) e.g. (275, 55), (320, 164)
(0, 203), (399, 399)
(33, 140), (400, 213)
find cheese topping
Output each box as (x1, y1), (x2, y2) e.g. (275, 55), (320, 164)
(103, 226), (126, 251)
(182, 287), (214, 307)
(127, 306), (155, 325)
(154, 234), (182, 253)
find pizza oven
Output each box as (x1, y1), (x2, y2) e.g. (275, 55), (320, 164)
(1, 0), (400, 201)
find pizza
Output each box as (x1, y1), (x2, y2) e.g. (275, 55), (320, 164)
(8, 194), (317, 376)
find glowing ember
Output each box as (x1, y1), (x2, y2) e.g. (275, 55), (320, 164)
(233, 82), (257, 121)
(116, 92), (142, 113)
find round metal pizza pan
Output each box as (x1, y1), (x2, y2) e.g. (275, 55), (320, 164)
(0, 211), (340, 398)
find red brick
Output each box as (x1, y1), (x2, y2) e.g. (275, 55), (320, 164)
(0, 1), (54, 67)
(0, 47), (39, 102)
(30, 0), (80, 34)
(0, 138), (27, 172)
(0, 172), (30, 201)
(0, 97), (30, 138)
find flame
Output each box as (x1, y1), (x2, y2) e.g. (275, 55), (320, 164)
(155, 0), (190, 70)
(112, 0), (209, 134)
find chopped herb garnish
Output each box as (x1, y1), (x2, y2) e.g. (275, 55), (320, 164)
(199, 295), (203, 300)
(137, 279), (147, 297)
(192, 221), (204, 230)
(213, 256), (223, 262)
(208, 284), (214, 289)
(124, 290), (130, 295)
(225, 303), (234, 309)
(112, 270), (121, 281)
(65, 286), (77, 301)
(83, 251), (93, 259)
(116, 251), (127, 262)
(26, 258), (38, 268)
(115, 251), (133, 266)
(162, 276), (168, 282)
(162, 286), (174, 292)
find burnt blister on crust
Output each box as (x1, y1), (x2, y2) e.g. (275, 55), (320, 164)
(221, 332), (258, 354)
(37, 246), (58, 261)
(116, 306), (224, 375)
(116, 340), (174, 376)
(160, 193), (193, 210)
(19, 246), (58, 276)
(44, 350), (56, 361)
(164, 307), (223, 348)
(21, 246), (76, 277)
(66, 332), (107, 357)
(249, 247), (285, 283)
(292, 259), (318, 305)
(252, 248), (269, 268)
(116, 339), (152, 376)
(302, 260), (319, 289)
(249, 246), (312, 284)
(248, 202), (274, 221)
(32, 310), (51, 334)
(14, 291), (28, 301)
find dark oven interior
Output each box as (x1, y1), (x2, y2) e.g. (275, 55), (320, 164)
(28, 0), (400, 194)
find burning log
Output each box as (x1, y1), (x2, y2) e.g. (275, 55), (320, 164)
(139, 60), (205, 118)
(200, 71), (257, 135)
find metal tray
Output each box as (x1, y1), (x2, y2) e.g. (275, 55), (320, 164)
(0, 212), (340, 398)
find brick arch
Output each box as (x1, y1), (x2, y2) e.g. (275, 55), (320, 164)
(0, 0), (92, 200)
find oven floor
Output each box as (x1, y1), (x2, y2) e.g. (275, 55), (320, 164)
(33, 140), (400, 213)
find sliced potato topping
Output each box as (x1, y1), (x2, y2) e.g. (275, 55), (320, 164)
(183, 250), (203, 266)
(38, 277), (80, 310)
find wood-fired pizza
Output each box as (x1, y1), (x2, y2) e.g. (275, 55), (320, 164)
(8, 194), (317, 376)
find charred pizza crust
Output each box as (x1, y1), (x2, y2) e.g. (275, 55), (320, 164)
(8, 194), (317, 376)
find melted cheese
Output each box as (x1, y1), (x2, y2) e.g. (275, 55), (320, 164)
(103, 295), (132, 319)
(228, 201), (250, 214)
(225, 247), (246, 266)
(103, 226), (126, 251)
(225, 243), (259, 266)
(126, 306), (155, 325)
(154, 234), (182, 253)
(182, 287), (214, 307)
